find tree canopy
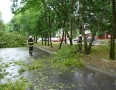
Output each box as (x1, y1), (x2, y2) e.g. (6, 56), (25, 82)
(9, 0), (116, 60)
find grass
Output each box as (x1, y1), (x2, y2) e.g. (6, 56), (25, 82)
(34, 42), (60, 52)
(35, 41), (116, 75)
(83, 45), (116, 74)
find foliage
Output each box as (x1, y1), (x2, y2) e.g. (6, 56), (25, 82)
(56, 45), (74, 60)
(10, 0), (115, 59)
(18, 68), (26, 74)
(0, 12), (5, 31)
(62, 58), (83, 67)
(0, 77), (32, 90)
(51, 45), (84, 67)
(0, 72), (4, 79)
(27, 63), (43, 70)
(0, 32), (27, 48)
(0, 22), (5, 31)
(10, 0), (45, 37)
(0, 62), (9, 79)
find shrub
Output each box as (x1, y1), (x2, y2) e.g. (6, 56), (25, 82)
(0, 33), (27, 48)
(52, 45), (84, 67)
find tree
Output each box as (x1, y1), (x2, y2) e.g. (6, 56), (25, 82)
(110, 0), (116, 60)
(10, 0), (116, 59)
(0, 11), (5, 32)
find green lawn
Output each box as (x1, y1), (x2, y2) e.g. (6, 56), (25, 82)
(35, 41), (116, 75)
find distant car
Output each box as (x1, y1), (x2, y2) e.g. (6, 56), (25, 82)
(60, 38), (69, 42)
(73, 38), (79, 41)
(87, 37), (92, 41)
(38, 38), (42, 41)
(38, 38), (48, 41)
(43, 38), (48, 41)
(51, 38), (61, 42)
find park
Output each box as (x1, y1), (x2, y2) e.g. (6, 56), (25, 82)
(0, 0), (116, 90)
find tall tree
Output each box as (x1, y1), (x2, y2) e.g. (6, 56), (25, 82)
(10, 0), (116, 58)
(0, 11), (5, 32)
(110, 0), (116, 60)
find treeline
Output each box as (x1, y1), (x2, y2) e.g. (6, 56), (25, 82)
(5, 0), (116, 59)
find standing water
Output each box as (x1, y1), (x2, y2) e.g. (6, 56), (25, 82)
(0, 47), (116, 90)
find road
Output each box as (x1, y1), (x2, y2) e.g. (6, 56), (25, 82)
(0, 47), (116, 90)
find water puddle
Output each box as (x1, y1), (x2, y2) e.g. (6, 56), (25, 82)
(0, 47), (116, 90)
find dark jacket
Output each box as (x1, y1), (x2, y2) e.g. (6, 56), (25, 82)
(28, 38), (34, 45)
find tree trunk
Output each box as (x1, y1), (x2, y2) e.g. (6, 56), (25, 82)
(48, 17), (53, 48)
(34, 35), (38, 43)
(87, 32), (96, 54)
(70, 20), (73, 46)
(59, 31), (65, 49)
(110, 0), (116, 60)
(66, 32), (72, 46)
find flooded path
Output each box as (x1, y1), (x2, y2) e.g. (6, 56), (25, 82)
(0, 47), (116, 90)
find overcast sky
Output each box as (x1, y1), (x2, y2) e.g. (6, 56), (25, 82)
(0, 0), (13, 23)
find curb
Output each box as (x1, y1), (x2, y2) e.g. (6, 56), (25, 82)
(35, 46), (116, 79)
(35, 47), (56, 54)
(85, 65), (116, 78)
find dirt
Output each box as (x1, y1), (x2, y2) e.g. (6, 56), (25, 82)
(82, 54), (116, 75)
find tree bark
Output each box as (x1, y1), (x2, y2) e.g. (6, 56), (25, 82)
(110, 0), (116, 60)
(59, 31), (64, 49)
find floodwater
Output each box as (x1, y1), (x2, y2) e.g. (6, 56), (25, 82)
(0, 47), (116, 90)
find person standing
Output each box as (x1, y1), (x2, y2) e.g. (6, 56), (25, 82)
(28, 35), (34, 55)
(78, 34), (82, 52)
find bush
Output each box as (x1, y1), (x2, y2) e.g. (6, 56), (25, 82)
(52, 45), (84, 67)
(0, 33), (27, 48)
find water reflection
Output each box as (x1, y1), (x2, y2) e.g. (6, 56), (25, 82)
(0, 47), (116, 90)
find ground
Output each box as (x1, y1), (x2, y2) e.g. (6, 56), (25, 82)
(0, 44), (115, 90)
(34, 42), (116, 76)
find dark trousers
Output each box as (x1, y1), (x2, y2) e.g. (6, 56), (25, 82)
(29, 46), (33, 52)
